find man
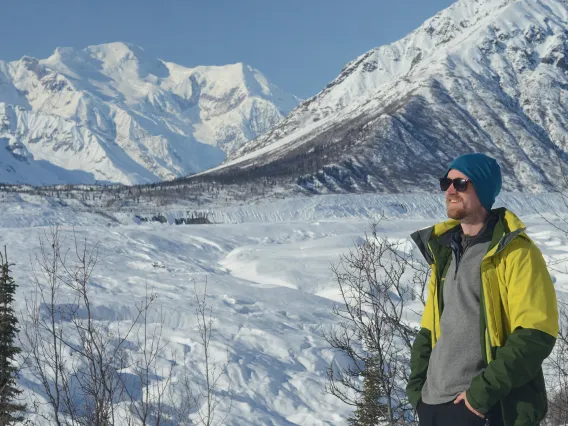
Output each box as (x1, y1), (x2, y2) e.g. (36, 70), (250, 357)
(406, 153), (559, 426)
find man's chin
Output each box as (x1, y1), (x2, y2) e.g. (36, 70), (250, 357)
(447, 206), (466, 220)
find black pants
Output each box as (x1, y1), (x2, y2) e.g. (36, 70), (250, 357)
(417, 400), (503, 426)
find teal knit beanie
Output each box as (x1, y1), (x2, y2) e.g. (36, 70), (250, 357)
(444, 153), (502, 212)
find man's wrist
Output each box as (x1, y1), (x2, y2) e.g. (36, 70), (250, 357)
(465, 389), (488, 415)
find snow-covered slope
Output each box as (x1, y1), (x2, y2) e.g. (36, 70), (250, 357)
(3, 192), (568, 424)
(201, 0), (568, 193)
(0, 42), (298, 185)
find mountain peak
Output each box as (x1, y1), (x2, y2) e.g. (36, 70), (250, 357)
(46, 42), (146, 65)
(203, 0), (568, 195)
(85, 42), (146, 62)
(0, 43), (299, 185)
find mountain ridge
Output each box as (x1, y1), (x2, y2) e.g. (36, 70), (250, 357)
(0, 42), (298, 185)
(198, 0), (568, 194)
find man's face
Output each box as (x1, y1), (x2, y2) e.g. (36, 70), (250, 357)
(445, 169), (485, 220)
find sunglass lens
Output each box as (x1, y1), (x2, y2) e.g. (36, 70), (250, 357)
(454, 179), (468, 191)
(439, 178), (451, 191)
(439, 178), (469, 192)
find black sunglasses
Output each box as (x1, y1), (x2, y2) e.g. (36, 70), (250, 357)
(439, 177), (471, 192)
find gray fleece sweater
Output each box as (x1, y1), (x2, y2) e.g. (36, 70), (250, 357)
(421, 215), (497, 404)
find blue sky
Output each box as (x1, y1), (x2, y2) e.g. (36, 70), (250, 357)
(0, 0), (455, 98)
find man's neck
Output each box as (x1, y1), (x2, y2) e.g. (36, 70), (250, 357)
(460, 210), (490, 236)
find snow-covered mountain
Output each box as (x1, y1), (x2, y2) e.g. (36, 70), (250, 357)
(0, 42), (298, 185)
(200, 0), (568, 193)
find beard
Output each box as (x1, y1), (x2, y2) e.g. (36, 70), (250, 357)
(446, 197), (467, 220)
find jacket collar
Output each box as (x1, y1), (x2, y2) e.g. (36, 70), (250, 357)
(411, 207), (527, 264)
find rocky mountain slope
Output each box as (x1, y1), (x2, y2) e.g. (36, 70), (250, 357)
(198, 0), (568, 194)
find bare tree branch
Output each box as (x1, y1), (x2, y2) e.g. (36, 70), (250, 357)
(325, 222), (427, 425)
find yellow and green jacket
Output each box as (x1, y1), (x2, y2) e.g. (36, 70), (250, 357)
(406, 208), (559, 426)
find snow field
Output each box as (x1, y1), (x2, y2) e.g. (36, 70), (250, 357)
(1, 192), (567, 425)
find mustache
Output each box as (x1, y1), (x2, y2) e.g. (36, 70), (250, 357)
(446, 196), (462, 202)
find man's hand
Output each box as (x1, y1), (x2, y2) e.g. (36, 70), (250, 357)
(454, 391), (484, 418)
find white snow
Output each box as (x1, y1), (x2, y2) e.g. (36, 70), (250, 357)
(3, 191), (568, 425)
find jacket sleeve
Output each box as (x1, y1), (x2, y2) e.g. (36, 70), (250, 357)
(406, 327), (432, 409)
(467, 240), (559, 414)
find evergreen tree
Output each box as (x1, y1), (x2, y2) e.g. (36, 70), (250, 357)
(348, 356), (385, 426)
(0, 248), (25, 424)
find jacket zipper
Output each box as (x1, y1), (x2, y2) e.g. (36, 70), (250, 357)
(480, 257), (509, 426)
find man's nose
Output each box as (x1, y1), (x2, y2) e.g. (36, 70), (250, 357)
(446, 183), (457, 194)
